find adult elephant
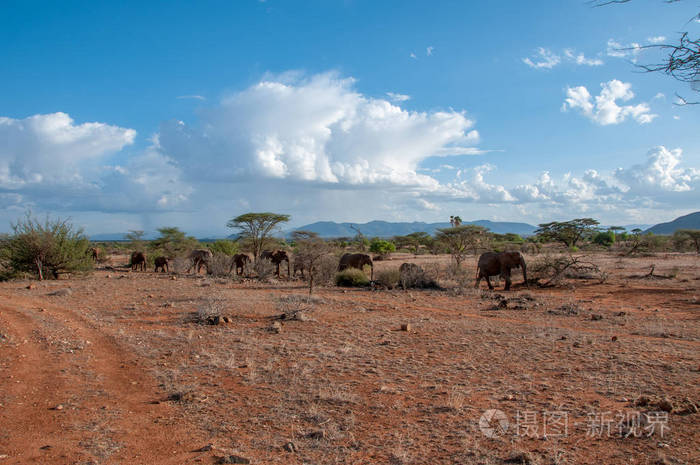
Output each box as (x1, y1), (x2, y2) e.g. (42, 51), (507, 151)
(338, 253), (373, 280)
(187, 249), (213, 274)
(260, 250), (290, 277)
(474, 251), (527, 291)
(230, 253), (251, 276)
(130, 251), (146, 271)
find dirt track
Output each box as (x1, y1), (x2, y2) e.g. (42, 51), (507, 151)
(0, 253), (698, 464)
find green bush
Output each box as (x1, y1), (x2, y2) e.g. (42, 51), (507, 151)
(335, 268), (370, 287)
(369, 239), (396, 256)
(593, 231), (615, 247)
(1, 214), (93, 280)
(207, 240), (238, 256)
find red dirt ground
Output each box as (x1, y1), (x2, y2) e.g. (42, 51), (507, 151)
(0, 252), (698, 464)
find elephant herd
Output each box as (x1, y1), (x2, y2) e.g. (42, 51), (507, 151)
(126, 250), (377, 280)
(126, 248), (527, 291)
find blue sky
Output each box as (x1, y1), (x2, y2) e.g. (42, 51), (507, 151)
(1, 0), (698, 235)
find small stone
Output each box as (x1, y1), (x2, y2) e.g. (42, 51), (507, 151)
(222, 316), (231, 324)
(105, 274), (111, 278)
(196, 443), (214, 452)
(400, 323), (412, 332)
(656, 398), (674, 412)
(48, 288), (71, 297)
(572, 341), (581, 348)
(283, 441), (297, 453)
(591, 314), (603, 321)
(611, 336), (618, 342)
(270, 321), (282, 333)
(26, 284), (34, 290)
(497, 299), (508, 309)
(53, 404), (64, 410)
(216, 455), (250, 464)
(306, 430), (325, 440)
(171, 276), (177, 280)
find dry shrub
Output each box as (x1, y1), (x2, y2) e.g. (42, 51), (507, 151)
(310, 253), (339, 286)
(276, 294), (323, 320)
(206, 253), (232, 277)
(166, 256), (191, 274)
(375, 269), (400, 289)
(194, 296), (224, 324)
(253, 258), (276, 280)
(399, 263), (440, 289)
(443, 262), (474, 294)
(530, 253), (601, 287)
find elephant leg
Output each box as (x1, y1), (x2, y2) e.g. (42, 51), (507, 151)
(474, 273), (482, 289)
(502, 269), (512, 290)
(485, 275), (494, 290)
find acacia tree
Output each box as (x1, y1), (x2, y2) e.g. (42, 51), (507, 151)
(227, 213), (290, 260)
(535, 218), (600, 249)
(436, 225), (489, 266)
(675, 229), (700, 253)
(126, 230), (145, 252)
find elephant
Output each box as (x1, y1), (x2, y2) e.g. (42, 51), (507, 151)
(338, 253), (373, 280)
(260, 250), (290, 277)
(88, 247), (101, 261)
(154, 256), (169, 273)
(130, 251), (146, 271)
(187, 249), (213, 274)
(292, 259), (306, 279)
(474, 251), (527, 291)
(230, 253), (251, 276)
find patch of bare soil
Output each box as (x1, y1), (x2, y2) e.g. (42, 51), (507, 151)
(0, 252), (698, 464)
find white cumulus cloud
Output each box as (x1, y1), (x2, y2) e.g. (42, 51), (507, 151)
(157, 72), (478, 188)
(562, 79), (657, 125)
(0, 112), (135, 188)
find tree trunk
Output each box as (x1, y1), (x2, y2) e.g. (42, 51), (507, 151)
(35, 257), (43, 281)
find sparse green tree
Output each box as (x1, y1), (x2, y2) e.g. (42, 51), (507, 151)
(292, 230), (333, 295)
(150, 227), (199, 258)
(226, 212), (290, 260)
(125, 230), (146, 252)
(674, 229), (700, 253)
(2, 213), (92, 280)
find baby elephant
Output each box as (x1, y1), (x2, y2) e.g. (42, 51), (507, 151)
(130, 252), (146, 271)
(154, 256), (169, 273)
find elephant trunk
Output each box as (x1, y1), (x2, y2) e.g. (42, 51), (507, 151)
(521, 257), (528, 286)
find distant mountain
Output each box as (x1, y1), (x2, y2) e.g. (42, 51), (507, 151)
(88, 232), (129, 241)
(285, 220), (537, 238)
(645, 211), (700, 235)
